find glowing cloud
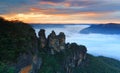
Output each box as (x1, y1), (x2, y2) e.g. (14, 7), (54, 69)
(0, 0), (120, 23)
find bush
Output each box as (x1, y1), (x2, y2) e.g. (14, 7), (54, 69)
(0, 62), (15, 73)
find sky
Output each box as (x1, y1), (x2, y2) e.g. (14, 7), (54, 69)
(0, 0), (120, 24)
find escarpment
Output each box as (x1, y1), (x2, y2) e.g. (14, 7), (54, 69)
(0, 18), (41, 73)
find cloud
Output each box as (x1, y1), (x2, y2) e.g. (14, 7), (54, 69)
(0, 0), (38, 14)
(41, 0), (65, 3)
(0, 0), (120, 23)
(1, 0), (120, 15)
(32, 0), (120, 16)
(66, 0), (101, 7)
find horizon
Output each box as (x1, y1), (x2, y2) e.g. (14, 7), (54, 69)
(27, 22), (120, 25)
(0, 0), (120, 24)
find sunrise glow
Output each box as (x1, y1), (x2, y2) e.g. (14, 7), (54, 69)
(0, 0), (120, 24)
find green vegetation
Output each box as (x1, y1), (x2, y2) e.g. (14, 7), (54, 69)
(98, 56), (120, 70)
(38, 53), (63, 73)
(0, 62), (15, 73)
(38, 43), (87, 73)
(0, 17), (37, 73)
(73, 54), (120, 73)
(65, 43), (87, 56)
(39, 43), (120, 73)
(39, 53), (120, 73)
(0, 17), (37, 63)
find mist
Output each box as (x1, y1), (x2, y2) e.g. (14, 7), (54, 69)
(33, 24), (120, 60)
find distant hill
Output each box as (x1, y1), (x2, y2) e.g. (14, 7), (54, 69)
(80, 23), (120, 34)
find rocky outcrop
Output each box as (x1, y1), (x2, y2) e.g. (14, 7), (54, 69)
(64, 43), (87, 73)
(47, 31), (66, 54)
(38, 29), (47, 49)
(38, 29), (87, 73)
(30, 55), (42, 73)
(48, 30), (60, 52)
(58, 32), (65, 50)
(38, 30), (66, 53)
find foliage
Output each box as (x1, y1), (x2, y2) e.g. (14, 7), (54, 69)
(38, 53), (63, 73)
(38, 43), (87, 73)
(39, 48), (120, 73)
(98, 56), (120, 69)
(73, 54), (120, 73)
(65, 43), (87, 56)
(0, 17), (37, 63)
(0, 62), (15, 73)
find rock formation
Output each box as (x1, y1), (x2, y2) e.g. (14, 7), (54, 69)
(48, 30), (59, 52)
(64, 43), (87, 73)
(38, 29), (87, 73)
(38, 30), (66, 53)
(38, 29), (47, 49)
(58, 32), (65, 50)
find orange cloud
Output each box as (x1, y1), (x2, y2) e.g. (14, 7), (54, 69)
(40, 2), (58, 6)
(71, 12), (112, 18)
(30, 8), (40, 11)
(30, 7), (58, 14)
(39, 1), (71, 7)
(1, 11), (120, 24)
(0, 12), (75, 23)
(64, 2), (71, 7)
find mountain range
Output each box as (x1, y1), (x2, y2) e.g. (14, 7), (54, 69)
(80, 23), (120, 34)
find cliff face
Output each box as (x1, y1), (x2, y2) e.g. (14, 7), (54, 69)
(0, 17), (41, 73)
(64, 43), (87, 73)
